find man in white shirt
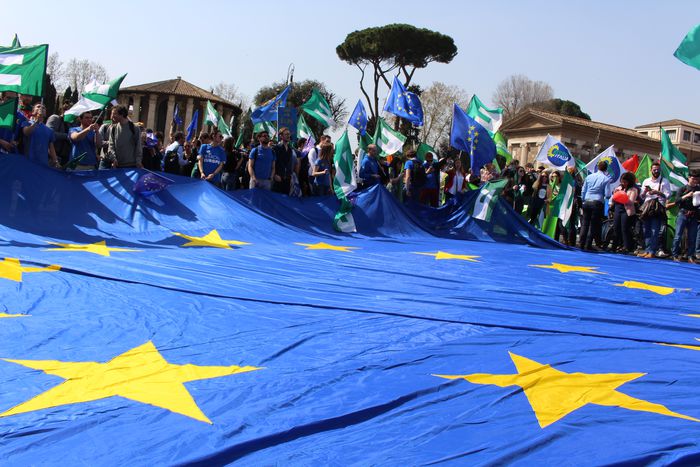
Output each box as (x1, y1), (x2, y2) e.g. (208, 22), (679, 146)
(638, 162), (671, 258)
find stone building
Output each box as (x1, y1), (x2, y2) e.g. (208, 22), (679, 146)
(500, 109), (661, 166)
(117, 77), (239, 137)
(635, 119), (700, 169)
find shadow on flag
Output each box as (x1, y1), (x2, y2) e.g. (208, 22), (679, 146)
(134, 171), (174, 197)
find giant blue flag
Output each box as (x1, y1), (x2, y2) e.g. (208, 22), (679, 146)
(383, 76), (423, 126)
(348, 99), (368, 135)
(185, 109), (199, 142)
(451, 103), (496, 172)
(251, 85), (289, 124)
(1, 154), (700, 464)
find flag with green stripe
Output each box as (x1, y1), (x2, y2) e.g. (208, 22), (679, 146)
(472, 178), (507, 221)
(64, 74), (126, 123)
(0, 43), (47, 96)
(297, 114), (314, 140)
(466, 94), (503, 135)
(660, 127), (688, 177)
(493, 131), (512, 164)
(301, 88), (334, 128)
(204, 100), (231, 137)
(373, 117), (406, 157)
(332, 130), (357, 233)
(542, 170), (576, 239)
(0, 97), (16, 129)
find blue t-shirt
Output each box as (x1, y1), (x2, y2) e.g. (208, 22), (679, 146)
(249, 145), (276, 180)
(69, 127), (98, 166)
(424, 161), (439, 189)
(359, 155), (381, 185)
(0, 112), (27, 154)
(198, 144), (225, 183)
(25, 122), (55, 166)
(314, 159), (331, 186)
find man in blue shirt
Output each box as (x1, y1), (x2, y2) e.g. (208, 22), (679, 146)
(69, 112), (102, 170)
(420, 151), (439, 207)
(359, 144), (381, 188)
(579, 160), (611, 251)
(247, 131), (276, 190)
(22, 103), (58, 168)
(197, 131), (225, 185)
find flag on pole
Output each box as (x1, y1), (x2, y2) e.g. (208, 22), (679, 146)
(186, 109), (199, 142)
(635, 154), (653, 182)
(383, 76), (424, 126)
(64, 74), (127, 123)
(297, 114), (314, 140)
(660, 158), (689, 190)
(253, 120), (276, 138)
(450, 103), (496, 172)
(542, 169), (576, 239)
(416, 142), (437, 162)
(660, 127), (689, 177)
(234, 131), (245, 149)
(251, 86), (289, 124)
(173, 103), (183, 128)
(574, 157), (589, 179)
(493, 131), (512, 164)
(332, 131), (357, 233)
(585, 145), (626, 187)
(204, 101), (231, 137)
(301, 88), (334, 128)
(373, 117), (406, 157)
(472, 178), (508, 221)
(535, 134), (575, 169)
(0, 43), (48, 96)
(0, 97), (16, 129)
(621, 154), (639, 173)
(673, 23), (700, 71)
(10, 34), (21, 48)
(466, 94), (503, 135)
(348, 99), (368, 135)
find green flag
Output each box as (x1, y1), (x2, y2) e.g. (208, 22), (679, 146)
(660, 127), (688, 177)
(64, 74), (127, 123)
(674, 23), (700, 71)
(466, 94), (503, 135)
(373, 117), (406, 157)
(0, 97), (16, 129)
(0, 43), (48, 96)
(332, 131), (357, 233)
(253, 120), (276, 138)
(301, 88), (334, 128)
(234, 131), (244, 149)
(204, 101), (231, 137)
(574, 157), (588, 179)
(660, 157), (688, 189)
(297, 114), (314, 140)
(472, 178), (508, 221)
(635, 154), (653, 182)
(10, 34), (20, 48)
(416, 142), (436, 162)
(542, 170), (575, 239)
(358, 132), (373, 152)
(493, 132), (512, 164)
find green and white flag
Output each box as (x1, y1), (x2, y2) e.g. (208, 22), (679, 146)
(660, 127), (688, 177)
(301, 88), (334, 128)
(472, 178), (507, 221)
(373, 117), (406, 157)
(416, 142), (436, 162)
(542, 170), (576, 239)
(0, 43), (48, 96)
(332, 130), (357, 233)
(64, 73), (127, 123)
(297, 114), (314, 140)
(204, 100), (231, 137)
(0, 97), (16, 129)
(660, 158), (688, 189)
(253, 120), (276, 138)
(493, 131), (512, 164)
(466, 94), (503, 135)
(11, 34), (21, 48)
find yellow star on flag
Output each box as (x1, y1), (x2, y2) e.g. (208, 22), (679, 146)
(0, 313), (27, 318)
(174, 230), (251, 249)
(434, 352), (698, 428)
(0, 258), (60, 283)
(414, 251), (480, 262)
(614, 280), (675, 296)
(658, 338), (700, 352)
(0, 341), (262, 424)
(530, 263), (606, 274)
(294, 242), (359, 252)
(45, 240), (140, 257)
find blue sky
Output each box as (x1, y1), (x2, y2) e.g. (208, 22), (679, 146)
(8, 0), (700, 128)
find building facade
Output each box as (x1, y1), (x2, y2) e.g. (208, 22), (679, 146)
(635, 119), (700, 169)
(117, 77), (239, 137)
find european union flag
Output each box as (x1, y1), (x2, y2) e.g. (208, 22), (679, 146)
(251, 85), (289, 124)
(383, 76), (423, 126)
(185, 109), (199, 142)
(451, 103), (496, 172)
(133, 170), (174, 196)
(172, 103), (183, 128)
(348, 99), (368, 135)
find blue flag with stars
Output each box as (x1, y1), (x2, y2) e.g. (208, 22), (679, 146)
(172, 103), (183, 128)
(348, 99), (368, 135)
(185, 109), (199, 142)
(1, 153), (700, 464)
(451, 103), (496, 172)
(383, 76), (424, 126)
(251, 85), (289, 124)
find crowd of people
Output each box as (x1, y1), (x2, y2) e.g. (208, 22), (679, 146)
(1, 92), (697, 264)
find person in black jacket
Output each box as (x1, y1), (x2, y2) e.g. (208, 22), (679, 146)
(672, 170), (700, 263)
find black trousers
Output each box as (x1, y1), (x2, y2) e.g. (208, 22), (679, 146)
(612, 205), (635, 252)
(580, 200), (603, 249)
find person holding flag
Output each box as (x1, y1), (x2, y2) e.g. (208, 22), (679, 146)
(22, 103), (59, 168)
(69, 112), (102, 170)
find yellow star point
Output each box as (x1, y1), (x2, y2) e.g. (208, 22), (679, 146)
(174, 230), (251, 249)
(294, 242), (359, 252)
(434, 352), (698, 428)
(414, 251), (480, 262)
(45, 240), (140, 257)
(0, 313), (28, 318)
(0, 258), (60, 282)
(530, 263), (606, 274)
(614, 280), (675, 296)
(0, 341), (262, 424)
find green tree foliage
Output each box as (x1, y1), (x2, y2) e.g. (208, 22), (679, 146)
(531, 98), (591, 120)
(336, 24), (457, 120)
(253, 80), (347, 138)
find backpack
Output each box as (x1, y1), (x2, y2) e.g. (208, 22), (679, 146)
(163, 145), (181, 174)
(411, 160), (426, 187)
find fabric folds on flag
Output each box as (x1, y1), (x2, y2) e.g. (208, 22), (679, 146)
(383, 77), (423, 126)
(466, 94), (503, 135)
(134, 171), (175, 197)
(621, 154), (639, 174)
(301, 88), (334, 128)
(332, 130), (357, 232)
(674, 23), (700, 71)
(0, 43), (48, 96)
(186, 109), (199, 142)
(0, 97), (16, 129)
(348, 99), (368, 135)
(64, 74), (127, 123)
(585, 145), (625, 186)
(493, 132), (512, 164)
(204, 101), (231, 137)
(173, 103), (183, 128)
(472, 178), (507, 221)
(451, 103), (496, 172)
(660, 127), (689, 177)
(10, 34), (21, 48)
(297, 114), (314, 140)
(251, 86), (289, 124)
(535, 134), (574, 169)
(373, 117), (406, 157)
(635, 154), (653, 182)
(542, 169), (576, 239)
